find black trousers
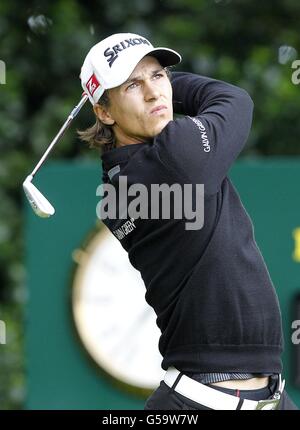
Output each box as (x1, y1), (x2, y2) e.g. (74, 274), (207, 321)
(144, 378), (299, 410)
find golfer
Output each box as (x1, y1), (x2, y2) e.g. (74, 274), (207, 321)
(79, 32), (298, 410)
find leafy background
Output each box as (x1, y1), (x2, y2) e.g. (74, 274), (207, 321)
(0, 0), (299, 409)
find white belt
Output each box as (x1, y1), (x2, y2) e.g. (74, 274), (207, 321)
(164, 367), (284, 410)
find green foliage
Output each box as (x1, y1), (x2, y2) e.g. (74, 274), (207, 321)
(0, 0), (300, 409)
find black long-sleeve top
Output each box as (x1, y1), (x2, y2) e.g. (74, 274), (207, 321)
(101, 72), (283, 373)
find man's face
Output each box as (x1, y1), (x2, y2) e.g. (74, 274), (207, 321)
(97, 56), (173, 146)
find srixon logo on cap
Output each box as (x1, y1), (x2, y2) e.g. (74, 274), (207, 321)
(86, 74), (100, 96)
(104, 38), (150, 68)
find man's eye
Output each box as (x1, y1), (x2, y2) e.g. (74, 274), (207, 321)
(127, 82), (138, 90)
(153, 73), (163, 79)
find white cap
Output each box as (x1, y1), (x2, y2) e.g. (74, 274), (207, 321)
(80, 32), (181, 105)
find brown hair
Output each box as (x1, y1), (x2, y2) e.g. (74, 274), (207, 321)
(77, 91), (116, 153)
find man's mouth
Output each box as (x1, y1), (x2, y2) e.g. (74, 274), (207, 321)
(150, 105), (168, 115)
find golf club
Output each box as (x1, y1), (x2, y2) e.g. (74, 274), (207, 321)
(23, 93), (88, 218)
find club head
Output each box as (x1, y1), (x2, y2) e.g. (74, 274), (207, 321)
(23, 175), (55, 218)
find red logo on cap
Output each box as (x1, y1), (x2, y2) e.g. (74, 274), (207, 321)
(86, 74), (100, 96)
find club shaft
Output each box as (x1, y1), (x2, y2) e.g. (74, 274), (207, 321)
(31, 94), (89, 177)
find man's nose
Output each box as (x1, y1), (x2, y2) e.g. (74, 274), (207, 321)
(144, 80), (160, 101)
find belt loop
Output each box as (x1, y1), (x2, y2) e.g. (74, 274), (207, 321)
(168, 371), (183, 393)
(236, 398), (244, 410)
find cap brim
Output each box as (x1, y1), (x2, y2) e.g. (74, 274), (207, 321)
(146, 47), (182, 67)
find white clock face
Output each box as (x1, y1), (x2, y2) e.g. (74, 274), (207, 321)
(72, 225), (164, 391)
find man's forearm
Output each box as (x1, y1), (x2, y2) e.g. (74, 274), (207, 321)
(171, 71), (252, 118)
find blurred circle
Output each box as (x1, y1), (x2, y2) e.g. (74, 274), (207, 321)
(27, 15), (52, 35)
(278, 45), (298, 65)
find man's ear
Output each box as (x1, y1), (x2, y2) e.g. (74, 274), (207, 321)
(93, 103), (115, 125)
